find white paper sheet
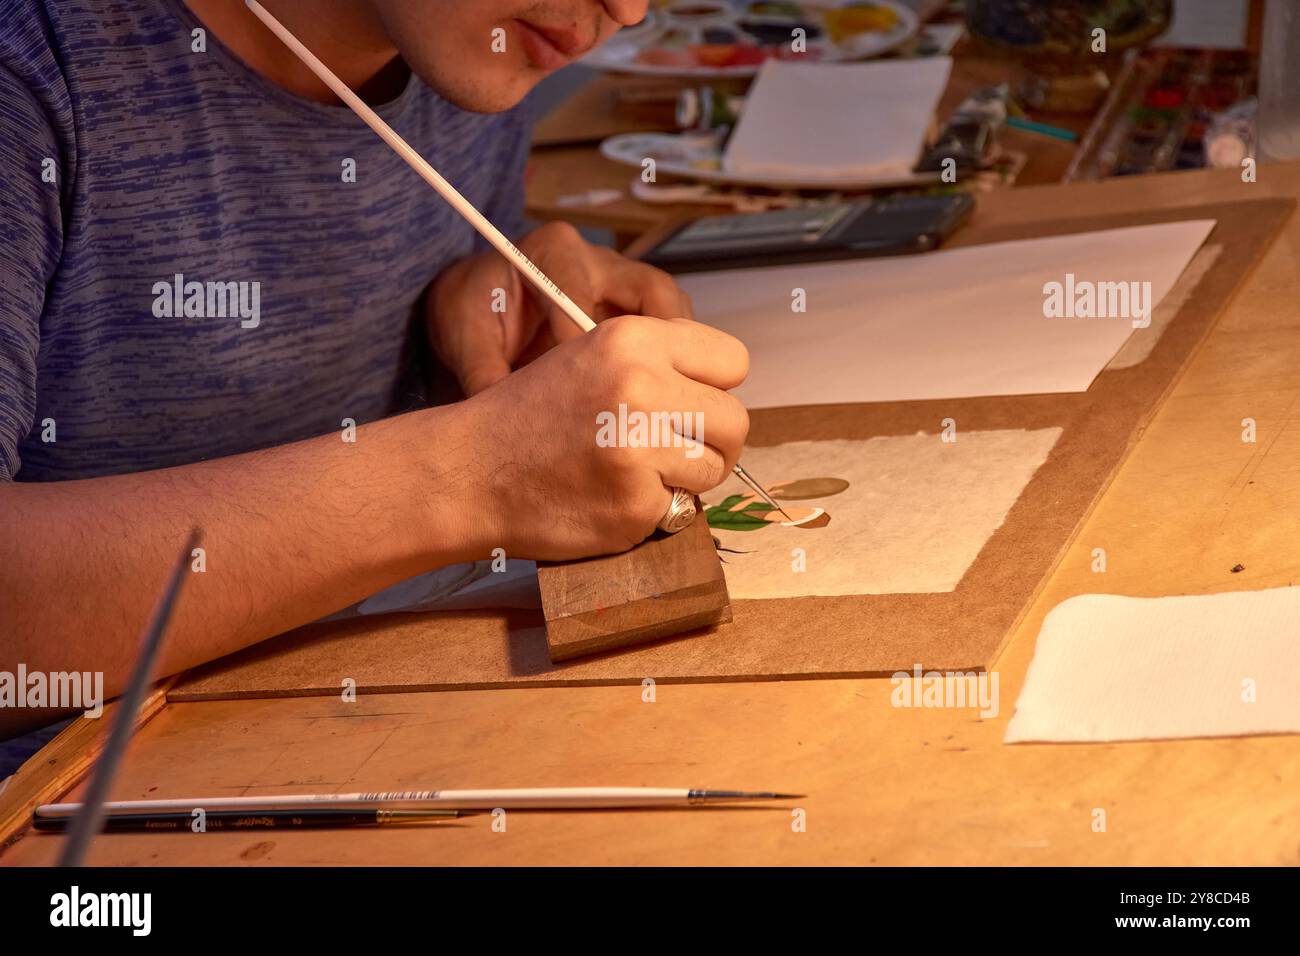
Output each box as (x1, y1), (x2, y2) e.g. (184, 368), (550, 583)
(1005, 588), (1300, 743)
(680, 219), (1215, 408)
(722, 57), (952, 179)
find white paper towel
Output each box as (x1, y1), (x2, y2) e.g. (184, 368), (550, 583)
(1005, 588), (1300, 743)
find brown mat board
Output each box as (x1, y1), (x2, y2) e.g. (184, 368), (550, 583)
(172, 199), (1293, 701)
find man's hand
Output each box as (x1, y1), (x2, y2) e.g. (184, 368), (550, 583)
(458, 313), (750, 561)
(427, 221), (694, 396)
(1, 232), (736, 724)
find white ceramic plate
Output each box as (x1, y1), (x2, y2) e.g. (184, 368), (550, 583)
(600, 130), (939, 190)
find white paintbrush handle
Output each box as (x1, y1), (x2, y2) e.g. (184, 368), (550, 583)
(244, 0), (595, 333)
(39, 788), (696, 815)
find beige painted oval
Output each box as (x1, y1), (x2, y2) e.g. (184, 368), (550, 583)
(770, 478), (850, 500)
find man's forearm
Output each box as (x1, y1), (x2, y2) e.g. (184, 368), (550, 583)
(0, 404), (482, 732)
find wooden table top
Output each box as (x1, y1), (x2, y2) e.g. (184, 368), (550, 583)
(3, 162), (1298, 867)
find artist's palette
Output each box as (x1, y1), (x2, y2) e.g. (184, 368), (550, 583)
(583, 1), (919, 78)
(600, 130), (939, 189)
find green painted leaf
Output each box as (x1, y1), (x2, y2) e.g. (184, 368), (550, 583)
(710, 494), (748, 511)
(706, 501), (775, 531)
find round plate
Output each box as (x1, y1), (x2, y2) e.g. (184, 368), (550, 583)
(599, 131), (939, 190)
(582, 1), (920, 79)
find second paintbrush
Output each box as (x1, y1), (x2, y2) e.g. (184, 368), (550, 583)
(36, 808), (465, 832)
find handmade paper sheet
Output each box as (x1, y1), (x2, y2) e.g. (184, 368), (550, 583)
(704, 429), (1062, 598)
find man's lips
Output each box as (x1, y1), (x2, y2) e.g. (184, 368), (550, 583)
(515, 19), (593, 70)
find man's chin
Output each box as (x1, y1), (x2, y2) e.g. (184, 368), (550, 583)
(418, 64), (539, 114)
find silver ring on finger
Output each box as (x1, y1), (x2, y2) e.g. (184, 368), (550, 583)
(657, 486), (698, 534)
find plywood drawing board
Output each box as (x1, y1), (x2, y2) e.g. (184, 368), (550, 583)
(171, 199), (1293, 701)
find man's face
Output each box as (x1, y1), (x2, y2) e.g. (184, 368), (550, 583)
(370, 0), (647, 112)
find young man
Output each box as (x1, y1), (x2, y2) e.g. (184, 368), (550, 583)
(0, 0), (750, 735)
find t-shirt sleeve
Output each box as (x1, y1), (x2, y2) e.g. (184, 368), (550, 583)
(0, 62), (66, 480)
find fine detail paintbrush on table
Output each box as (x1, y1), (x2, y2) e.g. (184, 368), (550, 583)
(241, 0), (790, 528)
(39, 787), (804, 818)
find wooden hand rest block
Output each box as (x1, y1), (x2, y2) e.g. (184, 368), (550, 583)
(537, 507), (732, 662)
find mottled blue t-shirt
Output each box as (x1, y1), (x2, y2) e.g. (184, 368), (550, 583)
(0, 0), (531, 481)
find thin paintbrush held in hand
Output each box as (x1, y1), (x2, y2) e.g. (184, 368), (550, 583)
(242, 0), (786, 531)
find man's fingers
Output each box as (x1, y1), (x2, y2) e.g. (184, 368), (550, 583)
(660, 316), (750, 391)
(616, 367), (749, 478)
(450, 301), (515, 395)
(590, 313), (750, 431)
(668, 375), (748, 473)
(656, 442), (728, 495)
(594, 253), (689, 321)
(535, 271), (595, 344)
